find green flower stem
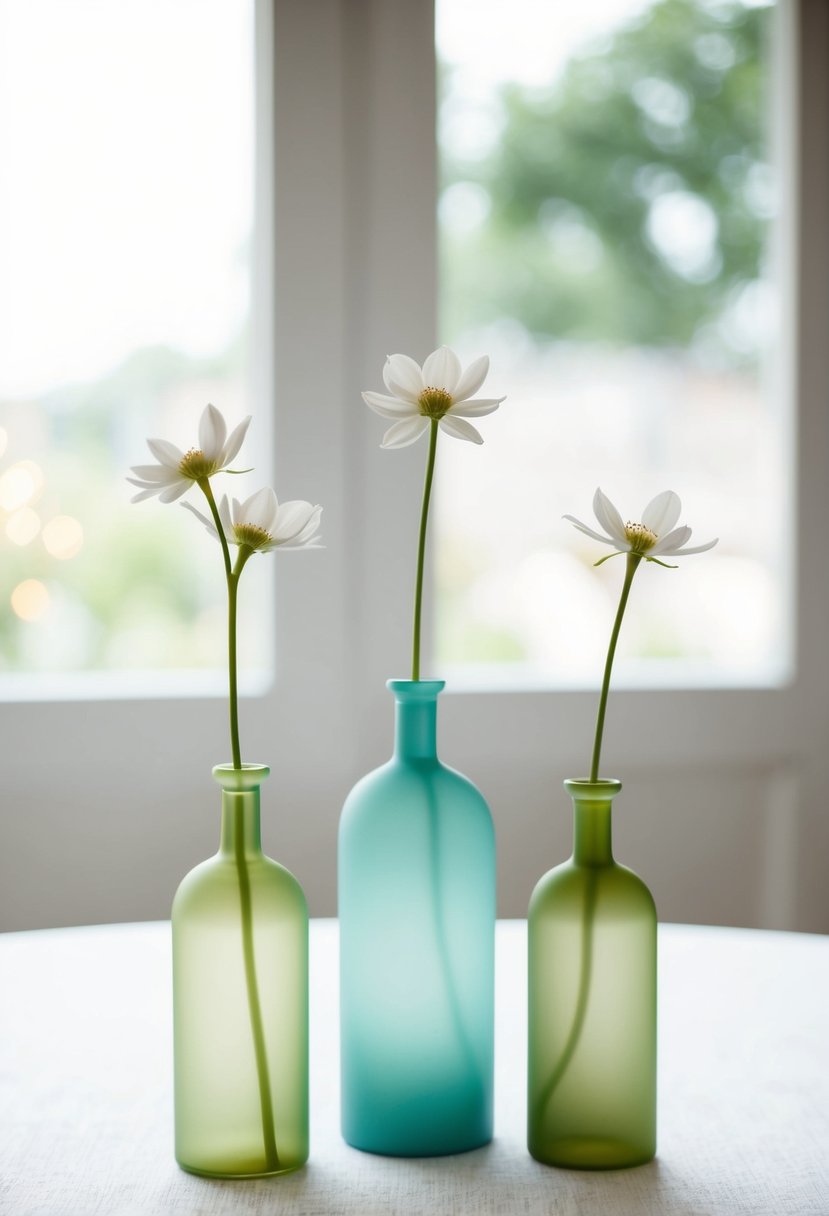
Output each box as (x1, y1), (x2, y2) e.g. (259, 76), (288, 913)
(197, 478), (278, 1170)
(198, 480), (252, 770)
(412, 419), (439, 682)
(426, 776), (483, 1100)
(199, 478), (232, 579)
(536, 552), (641, 1122)
(225, 547), (253, 771)
(533, 868), (598, 1126)
(226, 568), (242, 771)
(234, 808), (280, 1171)
(590, 552), (641, 782)
(409, 422), (479, 1103)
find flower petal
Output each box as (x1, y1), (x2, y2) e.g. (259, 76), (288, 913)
(158, 479), (191, 503)
(288, 505), (323, 547)
(563, 514), (618, 547)
(673, 536), (719, 556)
(271, 504), (323, 548)
(452, 355), (490, 403)
(362, 391), (419, 419)
(129, 486), (163, 502)
(593, 488), (627, 544)
(146, 438), (184, 469)
(218, 495), (233, 536)
(439, 415), (483, 444)
(447, 396), (504, 418)
(642, 490), (681, 538)
(422, 346), (461, 394)
(276, 537), (323, 550)
(181, 500), (219, 537)
(222, 415), (252, 465)
(651, 525), (691, 555)
(238, 486), (278, 530)
(129, 464), (176, 483)
(276, 529), (324, 549)
(383, 354), (423, 403)
(199, 403), (227, 460)
(273, 499), (316, 542)
(381, 417), (430, 448)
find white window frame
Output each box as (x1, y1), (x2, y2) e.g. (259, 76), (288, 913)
(2, 0), (828, 936)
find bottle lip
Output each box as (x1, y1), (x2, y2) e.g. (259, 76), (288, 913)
(386, 678), (446, 700)
(213, 763), (270, 791)
(564, 777), (622, 799)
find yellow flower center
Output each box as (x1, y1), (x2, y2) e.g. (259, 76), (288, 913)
(178, 449), (221, 480)
(624, 521), (658, 553)
(418, 386), (453, 419)
(234, 523), (273, 551)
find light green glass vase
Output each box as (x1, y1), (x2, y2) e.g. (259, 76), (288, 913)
(528, 779), (656, 1170)
(172, 764), (308, 1178)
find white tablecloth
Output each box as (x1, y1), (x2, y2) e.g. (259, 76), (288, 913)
(1, 919), (827, 1215)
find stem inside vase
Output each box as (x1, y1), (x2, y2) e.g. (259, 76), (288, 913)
(425, 774), (483, 1101)
(533, 869), (598, 1126)
(234, 810), (280, 1171)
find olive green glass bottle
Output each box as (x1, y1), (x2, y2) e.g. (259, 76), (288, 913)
(172, 764), (309, 1177)
(528, 779), (656, 1170)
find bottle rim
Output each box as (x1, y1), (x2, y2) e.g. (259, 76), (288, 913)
(386, 678), (446, 699)
(212, 763), (270, 791)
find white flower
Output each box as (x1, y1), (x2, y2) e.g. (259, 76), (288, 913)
(362, 345), (505, 447)
(128, 403), (251, 503)
(565, 488), (718, 566)
(183, 487), (323, 553)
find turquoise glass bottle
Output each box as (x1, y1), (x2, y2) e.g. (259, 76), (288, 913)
(528, 779), (656, 1169)
(339, 680), (495, 1156)
(172, 764), (309, 1177)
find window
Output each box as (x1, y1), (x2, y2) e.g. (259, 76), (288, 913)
(436, 0), (786, 688)
(0, 0), (263, 692)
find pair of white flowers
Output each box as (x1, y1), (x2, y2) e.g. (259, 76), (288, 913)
(128, 404), (322, 553)
(362, 346), (717, 563)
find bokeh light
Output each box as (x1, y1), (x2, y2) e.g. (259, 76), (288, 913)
(11, 579), (50, 621)
(0, 461), (43, 512)
(42, 515), (84, 560)
(5, 507), (41, 546)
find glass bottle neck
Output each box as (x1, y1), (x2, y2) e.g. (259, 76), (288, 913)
(572, 802), (613, 865)
(394, 699), (438, 759)
(565, 779), (620, 866)
(219, 788), (263, 858)
(213, 764), (268, 858)
(389, 679), (444, 761)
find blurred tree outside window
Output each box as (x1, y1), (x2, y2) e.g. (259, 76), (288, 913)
(436, 0), (784, 686)
(0, 0), (266, 688)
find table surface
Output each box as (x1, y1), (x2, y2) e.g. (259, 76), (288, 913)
(1, 920), (827, 1216)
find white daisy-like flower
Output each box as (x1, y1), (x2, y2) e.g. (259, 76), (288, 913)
(127, 403), (251, 503)
(183, 487), (323, 553)
(565, 488), (718, 567)
(362, 345), (505, 447)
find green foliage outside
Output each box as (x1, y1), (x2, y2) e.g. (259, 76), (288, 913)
(440, 0), (772, 366)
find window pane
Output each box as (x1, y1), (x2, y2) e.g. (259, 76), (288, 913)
(436, 0), (785, 687)
(0, 0), (263, 686)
